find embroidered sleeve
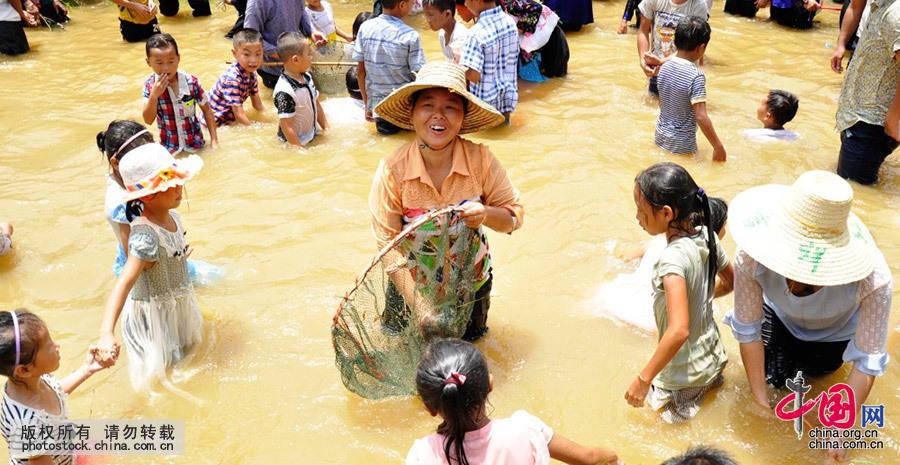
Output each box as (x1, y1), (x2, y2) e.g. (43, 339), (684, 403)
(723, 249), (764, 343)
(274, 91), (297, 118)
(128, 225), (159, 262)
(844, 256), (893, 376)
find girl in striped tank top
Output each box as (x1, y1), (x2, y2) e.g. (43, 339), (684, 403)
(1, 309), (109, 464)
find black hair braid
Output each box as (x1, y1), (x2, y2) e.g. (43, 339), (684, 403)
(697, 190), (717, 296)
(125, 199), (144, 222)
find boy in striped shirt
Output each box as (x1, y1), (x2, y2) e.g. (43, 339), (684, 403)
(655, 16), (726, 161)
(208, 28), (266, 126)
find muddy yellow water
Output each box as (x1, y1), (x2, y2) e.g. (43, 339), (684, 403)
(1, 1), (898, 463)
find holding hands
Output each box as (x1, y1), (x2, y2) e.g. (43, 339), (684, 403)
(97, 331), (121, 368)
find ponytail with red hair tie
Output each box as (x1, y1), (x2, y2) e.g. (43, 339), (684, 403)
(445, 371), (466, 386)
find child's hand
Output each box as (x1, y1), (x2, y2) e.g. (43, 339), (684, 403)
(830, 45), (846, 74)
(96, 332), (120, 367)
(84, 346), (110, 374)
(19, 9), (37, 26)
(365, 109), (375, 122)
(802, 0), (820, 10)
(642, 52), (665, 68)
(624, 376), (650, 407)
(0, 222), (12, 237)
(617, 19), (628, 35)
(150, 73), (170, 99)
(459, 202), (486, 229)
(130, 1), (156, 20)
(185, 245), (194, 258)
(712, 145), (727, 162)
(639, 56), (659, 78)
(755, 0), (770, 8)
(310, 30), (328, 46)
(210, 139), (219, 149)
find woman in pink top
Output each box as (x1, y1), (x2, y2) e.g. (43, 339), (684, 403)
(407, 338), (623, 465)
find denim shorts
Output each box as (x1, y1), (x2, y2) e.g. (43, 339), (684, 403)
(837, 121), (900, 185)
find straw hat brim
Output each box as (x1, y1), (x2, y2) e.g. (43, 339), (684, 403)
(373, 83), (505, 135)
(122, 155), (203, 203)
(728, 184), (877, 286)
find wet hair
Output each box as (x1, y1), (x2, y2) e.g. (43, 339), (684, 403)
(416, 339), (490, 465)
(96, 120), (154, 163)
(276, 31), (309, 62)
(424, 0), (456, 13)
(410, 89), (469, 113)
(707, 197), (727, 235)
(346, 66), (362, 99)
(673, 16), (710, 52)
(636, 162), (718, 294)
(146, 33), (179, 57)
(353, 12), (373, 38)
(232, 28), (263, 50)
(0, 309), (47, 383)
(766, 90), (799, 126)
(660, 446), (738, 465)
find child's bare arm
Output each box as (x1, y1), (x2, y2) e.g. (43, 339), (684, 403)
(621, 241), (650, 262)
(336, 25), (353, 42)
(231, 104), (252, 126)
(694, 102), (726, 161)
(280, 119), (303, 147)
(60, 345), (108, 394)
(637, 15), (657, 77)
(358, 61), (371, 119)
(251, 93), (265, 112)
(714, 261), (734, 298)
(142, 74), (169, 125)
(98, 254), (151, 366)
(548, 434), (621, 465)
(625, 274), (690, 407)
(465, 68), (481, 84)
(28, 455), (54, 465)
(200, 102), (218, 148)
(316, 100), (329, 130)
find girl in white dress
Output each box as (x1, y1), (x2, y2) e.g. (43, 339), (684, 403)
(96, 144), (204, 394)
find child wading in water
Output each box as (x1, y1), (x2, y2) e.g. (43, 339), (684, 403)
(96, 144), (204, 394)
(1, 309), (109, 464)
(408, 338), (622, 464)
(625, 162), (734, 424)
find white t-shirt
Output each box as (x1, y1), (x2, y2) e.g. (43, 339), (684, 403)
(741, 128), (799, 142)
(321, 97), (365, 126)
(439, 21), (469, 63)
(274, 72), (320, 145)
(0, 0), (20, 22)
(639, 0), (710, 59)
(307, 0), (337, 39)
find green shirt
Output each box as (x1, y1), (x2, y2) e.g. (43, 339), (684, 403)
(836, 0), (900, 132)
(651, 229), (729, 390)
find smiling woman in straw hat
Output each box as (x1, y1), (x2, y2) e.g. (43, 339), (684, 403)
(369, 61), (522, 341)
(723, 171), (892, 429)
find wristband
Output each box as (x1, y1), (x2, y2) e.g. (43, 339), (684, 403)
(638, 373), (651, 385)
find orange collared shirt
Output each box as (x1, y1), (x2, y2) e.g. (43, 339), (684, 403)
(369, 137), (524, 249)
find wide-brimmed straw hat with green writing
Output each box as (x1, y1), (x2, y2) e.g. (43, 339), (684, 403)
(728, 170), (877, 286)
(373, 61), (505, 134)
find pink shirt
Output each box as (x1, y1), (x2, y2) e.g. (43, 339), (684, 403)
(406, 411), (554, 465)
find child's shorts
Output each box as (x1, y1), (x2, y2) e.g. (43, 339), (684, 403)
(120, 18), (160, 43)
(648, 374), (724, 424)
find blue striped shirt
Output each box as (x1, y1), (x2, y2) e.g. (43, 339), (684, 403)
(655, 56), (707, 154)
(352, 14), (426, 112)
(459, 6), (518, 113)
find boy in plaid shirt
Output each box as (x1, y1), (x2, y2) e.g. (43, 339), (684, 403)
(142, 33), (219, 154)
(208, 28), (266, 127)
(459, 0), (518, 123)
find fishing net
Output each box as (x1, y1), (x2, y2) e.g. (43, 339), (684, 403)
(311, 40), (352, 95)
(332, 207), (481, 398)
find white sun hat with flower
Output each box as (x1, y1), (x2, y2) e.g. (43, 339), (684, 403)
(119, 143), (203, 202)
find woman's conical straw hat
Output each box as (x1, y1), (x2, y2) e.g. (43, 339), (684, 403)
(728, 170), (877, 286)
(373, 61), (505, 134)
